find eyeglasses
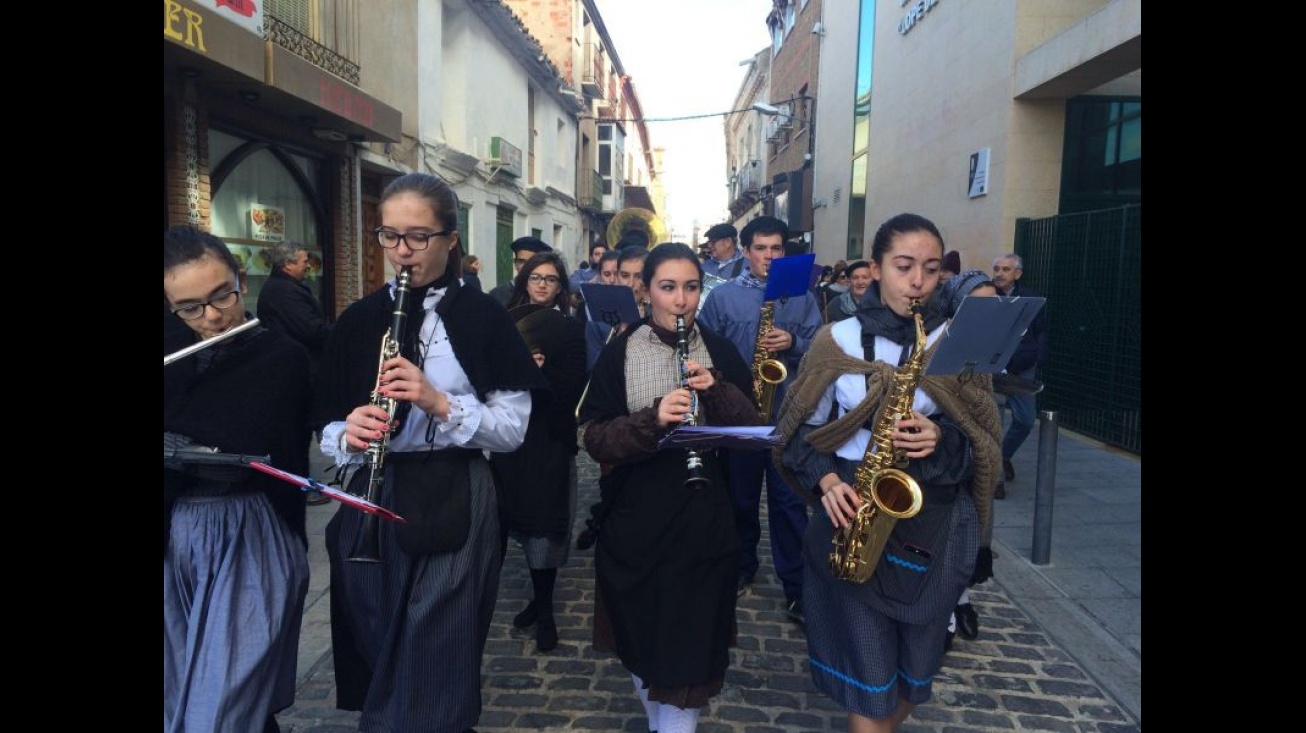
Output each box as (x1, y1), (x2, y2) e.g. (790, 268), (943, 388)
(374, 228), (452, 250)
(527, 274), (561, 286)
(170, 288), (241, 320)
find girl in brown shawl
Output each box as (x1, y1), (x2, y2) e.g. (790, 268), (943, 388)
(771, 214), (1001, 732)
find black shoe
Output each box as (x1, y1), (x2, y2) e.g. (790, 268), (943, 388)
(1003, 459), (1015, 481)
(513, 600), (537, 629)
(955, 602), (979, 640)
(994, 482), (1006, 500)
(535, 614), (558, 652)
(736, 576), (754, 597)
(786, 598), (805, 625)
(944, 628), (955, 652)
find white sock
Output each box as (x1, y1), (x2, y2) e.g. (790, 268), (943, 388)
(632, 673), (658, 731)
(948, 612), (957, 633)
(959, 588), (971, 605)
(656, 702), (700, 733)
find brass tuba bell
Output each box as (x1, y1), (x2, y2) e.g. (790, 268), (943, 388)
(606, 207), (668, 249)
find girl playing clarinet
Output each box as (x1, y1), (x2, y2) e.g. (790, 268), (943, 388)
(577, 242), (758, 733)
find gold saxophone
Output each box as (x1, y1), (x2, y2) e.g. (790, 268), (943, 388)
(752, 299), (788, 421)
(829, 298), (927, 583)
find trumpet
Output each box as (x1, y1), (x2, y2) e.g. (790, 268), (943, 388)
(676, 315), (710, 488)
(348, 267), (414, 563)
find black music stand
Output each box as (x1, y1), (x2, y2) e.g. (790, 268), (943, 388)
(580, 283), (641, 328)
(763, 253), (817, 301)
(926, 295), (1046, 377)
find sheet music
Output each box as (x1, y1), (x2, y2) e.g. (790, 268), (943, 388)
(925, 295), (1046, 376)
(658, 425), (782, 451)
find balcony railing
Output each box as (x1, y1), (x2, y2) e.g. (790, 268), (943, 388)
(581, 43), (603, 97)
(578, 169), (603, 211)
(266, 15), (360, 85)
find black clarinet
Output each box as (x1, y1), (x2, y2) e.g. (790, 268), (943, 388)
(676, 315), (710, 488)
(348, 266), (413, 563)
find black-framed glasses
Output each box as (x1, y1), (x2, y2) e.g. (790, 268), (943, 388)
(170, 288), (241, 320)
(374, 227), (452, 250)
(527, 274), (561, 286)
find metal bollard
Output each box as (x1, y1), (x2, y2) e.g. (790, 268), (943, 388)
(1031, 410), (1058, 565)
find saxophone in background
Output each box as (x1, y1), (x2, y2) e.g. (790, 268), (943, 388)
(751, 299), (787, 422)
(828, 299), (927, 584)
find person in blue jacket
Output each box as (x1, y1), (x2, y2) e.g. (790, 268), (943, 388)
(697, 215), (823, 623)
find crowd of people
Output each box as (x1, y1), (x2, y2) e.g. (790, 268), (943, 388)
(165, 170), (1048, 732)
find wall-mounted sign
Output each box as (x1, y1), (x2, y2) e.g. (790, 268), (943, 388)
(968, 147), (990, 198)
(197, 0), (263, 37)
(250, 203), (286, 241)
(898, 0), (941, 36)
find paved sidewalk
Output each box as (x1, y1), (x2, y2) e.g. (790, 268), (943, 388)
(280, 421), (1140, 732)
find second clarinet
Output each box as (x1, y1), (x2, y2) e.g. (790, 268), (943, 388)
(675, 315), (711, 488)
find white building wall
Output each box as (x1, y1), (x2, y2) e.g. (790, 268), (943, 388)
(402, 0), (582, 285)
(860, 0), (1138, 269)
(812, 0), (858, 266)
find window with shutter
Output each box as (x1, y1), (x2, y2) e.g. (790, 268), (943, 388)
(267, 0), (312, 36)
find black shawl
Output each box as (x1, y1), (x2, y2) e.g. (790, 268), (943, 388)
(577, 320), (757, 690)
(164, 319), (313, 551)
(312, 275), (546, 432)
(490, 310), (588, 535)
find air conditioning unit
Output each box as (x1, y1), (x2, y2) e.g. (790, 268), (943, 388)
(486, 137), (523, 179)
(765, 117), (785, 143)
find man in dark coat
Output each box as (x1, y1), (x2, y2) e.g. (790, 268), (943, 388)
(258, 240), (333, 504)
(991, 253), (1049, 492)
(257, 240), (332, 369)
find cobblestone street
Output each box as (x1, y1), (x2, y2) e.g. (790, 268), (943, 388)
(280, 452), (1137, 733)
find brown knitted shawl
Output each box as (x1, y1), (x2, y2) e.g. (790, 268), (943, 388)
(771, 324), (1003, 535)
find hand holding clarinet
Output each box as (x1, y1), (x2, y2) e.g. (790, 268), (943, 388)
(672, 315), (711, 488)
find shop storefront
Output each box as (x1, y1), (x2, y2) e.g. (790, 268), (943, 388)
(163, 0), (401, 316)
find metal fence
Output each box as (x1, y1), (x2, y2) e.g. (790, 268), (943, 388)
(1015, 204), (1141, 454)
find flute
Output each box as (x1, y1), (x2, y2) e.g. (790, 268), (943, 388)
(163, 318), (261, 366)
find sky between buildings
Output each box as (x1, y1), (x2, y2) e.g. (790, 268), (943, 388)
(594, 0), (774, 242)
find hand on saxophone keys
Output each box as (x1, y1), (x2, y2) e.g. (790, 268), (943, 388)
(760, 327), (793, 353)
(889, 410), (942, 458)
(818, 475), (863, 529)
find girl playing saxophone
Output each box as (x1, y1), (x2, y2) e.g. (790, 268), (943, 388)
(771, 213), (1002, 732)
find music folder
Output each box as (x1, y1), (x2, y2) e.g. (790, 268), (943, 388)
(763, 253), (816, 301)
(580, 283), (641, 327)
(926, 295), (1046, 377)
(658, 425), (782, 452)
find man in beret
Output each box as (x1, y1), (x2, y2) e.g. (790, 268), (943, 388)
(490, 236), (552, 306)
(701, 223), (745, 280)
